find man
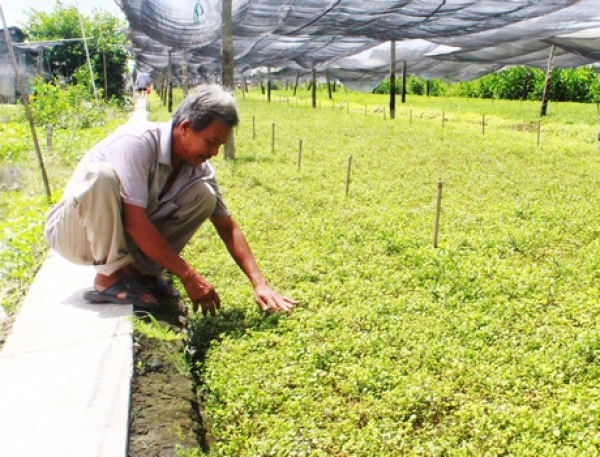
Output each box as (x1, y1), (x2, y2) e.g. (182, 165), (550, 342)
(45, 85), (294, 315)
(134, 71), (150, 99)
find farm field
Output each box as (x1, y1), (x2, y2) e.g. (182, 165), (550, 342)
(0, 109), (127, 318)
(2, 88), (600, 455)
(150, 90), (600, 456)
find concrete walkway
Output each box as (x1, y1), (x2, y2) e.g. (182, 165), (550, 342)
(0, 98), (148, 457)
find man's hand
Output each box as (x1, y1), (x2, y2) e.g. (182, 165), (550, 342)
(253, 283), (295, 313)
(181, 271), (221, 316)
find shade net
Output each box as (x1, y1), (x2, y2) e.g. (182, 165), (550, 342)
(116, 0), (600, 90)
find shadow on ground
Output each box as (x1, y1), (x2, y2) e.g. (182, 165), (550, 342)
(128, 298), (285, 456)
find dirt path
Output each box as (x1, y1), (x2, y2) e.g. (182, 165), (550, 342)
(128, 300), (203, 457)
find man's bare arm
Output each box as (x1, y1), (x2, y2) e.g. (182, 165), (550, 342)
(210, 215), (295, 312)
(123, 203), (220, 315)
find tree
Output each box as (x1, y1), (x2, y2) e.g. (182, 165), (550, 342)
(23, 1), (130, 101)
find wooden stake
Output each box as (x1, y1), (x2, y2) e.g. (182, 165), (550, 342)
(390, 40), (396, 119)
(537, 120), (541, 145)
(271, 122), (275, 154)
(293, 70), (300, 96)
(297, 138), (302, 170)
(312, 68), (317, 108)
(252, 116), (256, 140)
(383, 107), (386, 120)
(345, 155), (353, 196)
(433, 179), (443, 248)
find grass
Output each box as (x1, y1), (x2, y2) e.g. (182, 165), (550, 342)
(152, 90), (600, 456)
(4, 89), (600, 454)
(0, 106), (128, 316)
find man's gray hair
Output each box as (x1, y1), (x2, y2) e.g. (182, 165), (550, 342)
(172, 84), (239, 131)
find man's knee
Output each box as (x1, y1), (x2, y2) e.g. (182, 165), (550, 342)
(72, 162), (120, 203)
(178, 181), (217, 216)
(84, 162), (120, 190)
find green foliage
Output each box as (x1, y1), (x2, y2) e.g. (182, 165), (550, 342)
(0, 102), (128, 316)
(27, 76), (122, 131)
(0, 192), (48, 314)
(375, 66), (600, 103)
(23, 0), (130, 101)
(158, 93), (600, 455)
(0, 123), (32, 162)
(28, 77), (70, 126)
(133, 312), (188, 375)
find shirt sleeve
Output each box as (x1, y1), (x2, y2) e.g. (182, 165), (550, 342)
(102, 134), (155, 208)
(210, 178), (231, 217)
(200, 162), (230, 217)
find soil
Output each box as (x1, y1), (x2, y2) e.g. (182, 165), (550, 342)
(128, 299), (205, 457)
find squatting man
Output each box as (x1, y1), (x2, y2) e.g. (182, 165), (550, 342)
(45, 85), (294, 315)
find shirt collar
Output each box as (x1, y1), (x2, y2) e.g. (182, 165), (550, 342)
(158, 122), (173, 166)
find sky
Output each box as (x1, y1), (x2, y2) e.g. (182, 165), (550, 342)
(3, 0), (125, 28)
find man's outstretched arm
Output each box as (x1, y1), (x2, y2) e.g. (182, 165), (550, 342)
(123, 203), (221, 315)
(210, 215), (295, 313)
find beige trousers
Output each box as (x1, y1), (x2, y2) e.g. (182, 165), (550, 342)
(46, 162), (217, 276)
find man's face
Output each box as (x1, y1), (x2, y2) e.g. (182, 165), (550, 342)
(179, 119), (232, 166)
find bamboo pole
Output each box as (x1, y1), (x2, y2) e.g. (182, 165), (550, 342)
(167, 49), (173, 113)
(267, 66), (271, 103)
(540, 46), (555, 117)
(293, 70), (300, 96)
(222, 0), (235, 159)
(401, 60), (407, 104)
(312, 68), (317, 108)
(252, 116), (256, 140)
(0, 5), (51, 202)
(271, 122), (275, 154)
(390, 40), (396, 120)
(75, 0), (100, 113)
